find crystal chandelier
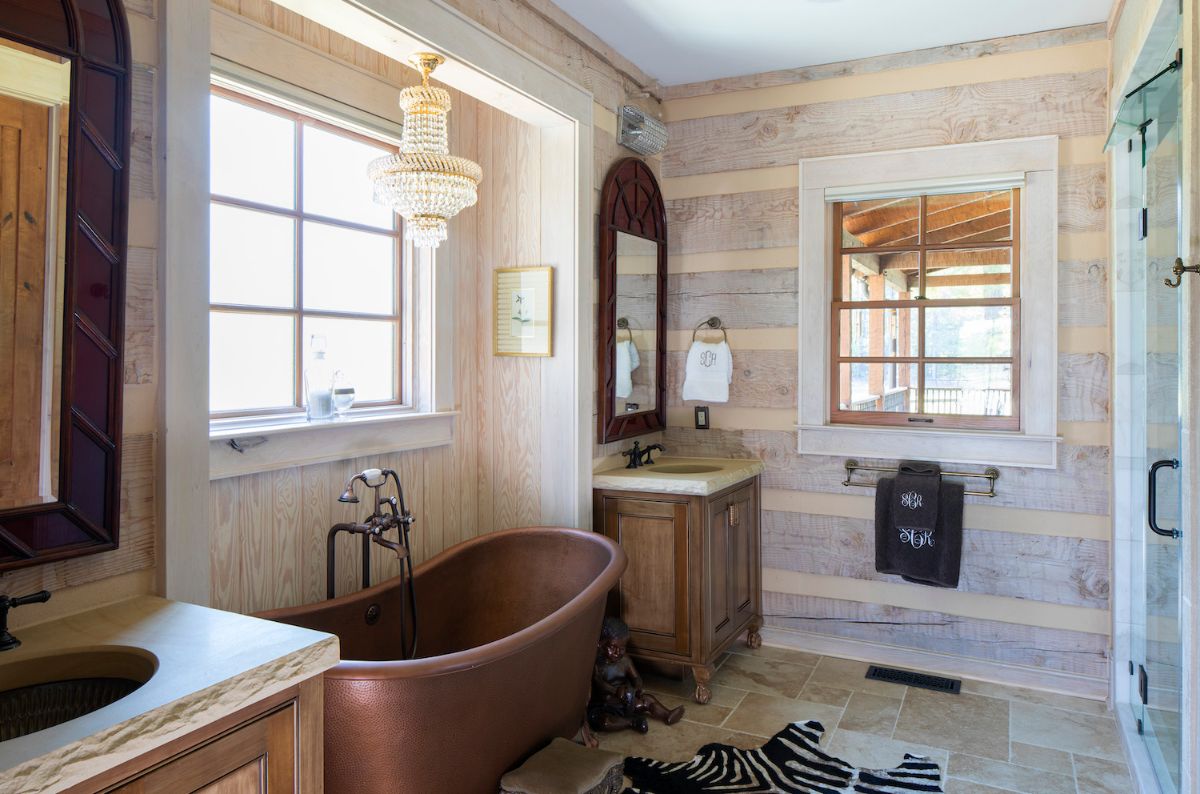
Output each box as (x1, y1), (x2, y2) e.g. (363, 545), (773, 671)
(369, 53), (481, 249)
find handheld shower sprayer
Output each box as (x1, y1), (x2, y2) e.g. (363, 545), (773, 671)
(328, 467), (419, 658)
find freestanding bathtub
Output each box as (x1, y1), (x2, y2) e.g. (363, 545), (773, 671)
(258, 526), (627, 794)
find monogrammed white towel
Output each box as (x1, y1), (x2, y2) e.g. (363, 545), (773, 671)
(615, 339), (640, 399)
(681, 340), (733, 403)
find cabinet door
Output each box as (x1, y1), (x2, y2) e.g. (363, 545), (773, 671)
(707, 491), (735, 647)
(110, 705), (295, 793)
(728, 482), (761, 627)
(601, 495), (692, 657)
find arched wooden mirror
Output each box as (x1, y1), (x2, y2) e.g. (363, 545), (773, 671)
(0, 0), (131, 570)
(598, 158), (667, 443)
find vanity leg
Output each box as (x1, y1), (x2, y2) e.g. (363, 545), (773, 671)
(692, 664), (714, 705)
(746, 617), (763, 650)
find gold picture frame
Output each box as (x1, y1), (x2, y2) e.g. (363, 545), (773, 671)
(494, 266), (553, 356)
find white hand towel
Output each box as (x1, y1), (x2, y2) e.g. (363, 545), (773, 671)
(682, 340), (733, 403)
(615, 339), (640, 399)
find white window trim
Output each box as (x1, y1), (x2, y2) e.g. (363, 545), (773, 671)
(206, 65), (459, 478)
(797, 136), (1061, 469)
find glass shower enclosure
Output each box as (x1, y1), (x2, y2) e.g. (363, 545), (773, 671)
(1112, 46), (1184, 793)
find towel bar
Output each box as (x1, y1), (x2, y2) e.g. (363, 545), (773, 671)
(842, 459), (1000, 498)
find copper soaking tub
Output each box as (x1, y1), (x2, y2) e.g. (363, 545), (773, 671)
(259, 527), (626, 794)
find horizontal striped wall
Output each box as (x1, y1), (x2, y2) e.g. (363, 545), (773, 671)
(659, 26), (1112, 690)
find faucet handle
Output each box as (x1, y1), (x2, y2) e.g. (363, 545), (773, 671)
(0, 590), (51, 652)
(9, 591), (51, 608)
(621, 441), (643, 469)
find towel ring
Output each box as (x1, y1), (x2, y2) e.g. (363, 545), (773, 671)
(616, 316), (634, 342)
(692, 316), (728, 344)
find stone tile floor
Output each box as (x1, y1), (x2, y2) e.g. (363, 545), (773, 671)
(593, 645), (1134, 794)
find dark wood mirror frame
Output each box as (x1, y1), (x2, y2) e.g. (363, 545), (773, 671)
(0, 0), (131, 571)
(598, 158), (667, 443)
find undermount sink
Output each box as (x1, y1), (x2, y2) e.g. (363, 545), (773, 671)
(650, 464), (724, 474)
(0, 648), (157, 742)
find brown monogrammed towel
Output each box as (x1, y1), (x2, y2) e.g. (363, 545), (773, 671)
(875, 469), (964, 588)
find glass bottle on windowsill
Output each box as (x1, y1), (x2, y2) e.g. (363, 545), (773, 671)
(305, 334), (335, 421)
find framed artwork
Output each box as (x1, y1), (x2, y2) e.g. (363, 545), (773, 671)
(494, 267), (553, 356)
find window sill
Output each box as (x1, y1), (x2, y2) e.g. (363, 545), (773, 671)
(209, 410), (457, 480)
(797, 423), (1060, 470)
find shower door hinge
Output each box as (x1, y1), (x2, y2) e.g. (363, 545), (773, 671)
(1137, 718), (1144, 735)
(1138, 664), (1149, 705)
(1139, 208), (1149, 240)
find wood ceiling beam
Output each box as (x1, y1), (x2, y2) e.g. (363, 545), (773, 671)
(846, 192), (1011, 247)
(879, 248), (1012, 270)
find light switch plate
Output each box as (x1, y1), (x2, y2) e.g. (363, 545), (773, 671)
(694, 406), (710, 429)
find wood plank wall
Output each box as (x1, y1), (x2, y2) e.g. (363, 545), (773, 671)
(205, 0), (659, 613)
(0, 1), (159, 621)
(658, 25), (1114, 685)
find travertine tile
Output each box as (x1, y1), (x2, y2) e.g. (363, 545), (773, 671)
(604, 648), (1132, 794)
(838, 692), (902, 736)
(728, 644), (821, 667)
(947, 752), (1075, 794)
(723, 692), (843, 740)
(1008, 741), (1074, 776)
(1073, 753), (1136, 793)
(643, 671), (744, 710)
(804, 656), (908, 697)
(943, 780), (1016, 793)
(710, 652), (815, 699)
(826, 728), (948, 773)
(798, 682), (854, 708)
(642, 688), (733, 727)
(894, 688), (1010, 760)
(961, 678), (1112, 717)
(1009, 702), (1124, 760)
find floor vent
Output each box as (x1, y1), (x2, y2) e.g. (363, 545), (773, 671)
(865, 665), (961, 694)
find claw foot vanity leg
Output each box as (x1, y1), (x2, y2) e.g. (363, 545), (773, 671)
(692, 664), (714, 704)
(746, 618), (763, 649)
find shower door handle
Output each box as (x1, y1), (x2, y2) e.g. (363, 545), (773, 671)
(1148, 458), (1181, 538)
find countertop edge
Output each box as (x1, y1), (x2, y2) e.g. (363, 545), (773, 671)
(592, 460), (764, 496)
(2, 634), (339, 793)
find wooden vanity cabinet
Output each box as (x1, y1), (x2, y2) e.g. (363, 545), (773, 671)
(595, 476), (762, 703)
(72, 678), (323, 794)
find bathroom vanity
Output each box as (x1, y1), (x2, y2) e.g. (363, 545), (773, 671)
(0, 597), (338, 793)
(593, 457), (764, 703)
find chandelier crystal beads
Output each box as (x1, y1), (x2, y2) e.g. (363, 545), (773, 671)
(369, 53), (481, 249)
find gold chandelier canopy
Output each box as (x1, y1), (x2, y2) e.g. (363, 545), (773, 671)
(369, 53), (482, 249)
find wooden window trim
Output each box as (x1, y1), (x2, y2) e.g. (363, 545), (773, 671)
(828, 188), (1022, 432)
(208, 85), (403, 419)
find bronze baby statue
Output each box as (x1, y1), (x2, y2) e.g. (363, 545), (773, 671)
(588, 617), (685, 734)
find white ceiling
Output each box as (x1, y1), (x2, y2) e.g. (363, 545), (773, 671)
(551, 0), (1113, 86)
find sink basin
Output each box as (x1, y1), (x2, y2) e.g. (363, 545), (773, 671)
(0, 648), (157, 742)
(650, 464), (724, 474)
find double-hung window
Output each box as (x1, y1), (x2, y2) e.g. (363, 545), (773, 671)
(208, 87), (402, 419)
(831, 188), (1020, 430)
(797, 137), (1060, 468)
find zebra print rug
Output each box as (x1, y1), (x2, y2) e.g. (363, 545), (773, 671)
(622, 720), (944, 793)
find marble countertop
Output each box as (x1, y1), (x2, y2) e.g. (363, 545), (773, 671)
(593, 456), (764, 496)
(0, 596), (338, 792)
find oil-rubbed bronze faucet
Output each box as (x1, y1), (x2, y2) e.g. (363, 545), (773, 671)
(0, 590), (51, 652)
(621, 442), (666, 469)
